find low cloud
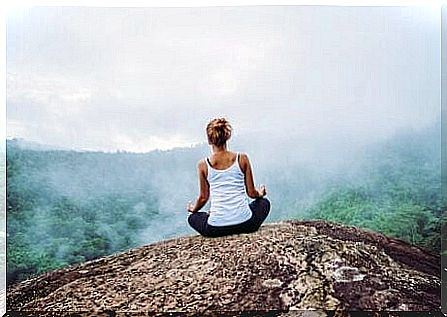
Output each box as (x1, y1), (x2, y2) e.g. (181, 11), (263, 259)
(6, 6), (440, 152)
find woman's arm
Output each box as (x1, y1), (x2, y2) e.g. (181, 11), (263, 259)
(187, 160), (210, 213)
(240, 153), (267, 199)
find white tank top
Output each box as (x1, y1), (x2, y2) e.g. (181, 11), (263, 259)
(206, 153), (253, 226)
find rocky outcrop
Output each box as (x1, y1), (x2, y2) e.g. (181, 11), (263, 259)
(6, 220), (441, 315)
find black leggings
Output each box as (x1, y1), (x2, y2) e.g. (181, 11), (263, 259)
(188, 198), (271, 238)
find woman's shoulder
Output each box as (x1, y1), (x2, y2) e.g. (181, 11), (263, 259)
(196, 158), (208, 169)
(235, 152), (250, 170)
(236, 152), (249, 160)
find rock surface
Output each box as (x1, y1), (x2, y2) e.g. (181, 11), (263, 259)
(6, 220), (441, 315)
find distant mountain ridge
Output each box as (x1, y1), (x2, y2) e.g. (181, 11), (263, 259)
(6, 137), (211, 155)
(7, 138), (74, 152)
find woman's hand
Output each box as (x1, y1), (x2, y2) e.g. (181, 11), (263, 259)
(186, 201), (195, 213)
(258, 184), (267, 197)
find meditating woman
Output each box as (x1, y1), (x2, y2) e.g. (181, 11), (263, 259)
(187, 117), (271, 237)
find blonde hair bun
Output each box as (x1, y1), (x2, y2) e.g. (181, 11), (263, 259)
(206, 117), (232, 146)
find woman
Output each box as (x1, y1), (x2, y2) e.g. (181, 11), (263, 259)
(187, 117), (271, 237)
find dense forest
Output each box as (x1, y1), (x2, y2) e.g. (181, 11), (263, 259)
(6, 123), (445, 285)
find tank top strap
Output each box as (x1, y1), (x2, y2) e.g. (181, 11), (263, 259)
(205, 157), (212, 168)
(236, 152), (242, 172)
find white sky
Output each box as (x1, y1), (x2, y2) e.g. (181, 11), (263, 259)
(5, 4), (441, 152)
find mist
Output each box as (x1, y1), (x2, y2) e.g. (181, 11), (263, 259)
(6, 5), (442, 285)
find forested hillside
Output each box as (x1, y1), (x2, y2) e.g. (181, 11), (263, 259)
(304, 126), (445, 251)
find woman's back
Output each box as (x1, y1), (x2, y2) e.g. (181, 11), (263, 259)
(206, 151), (252, 226)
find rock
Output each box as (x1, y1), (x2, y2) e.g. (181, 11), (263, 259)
(6, 220), (441, 315)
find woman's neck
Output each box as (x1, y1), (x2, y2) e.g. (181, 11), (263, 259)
(211, 144), (227, 154)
